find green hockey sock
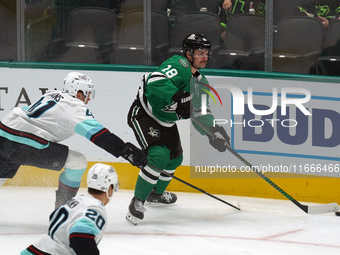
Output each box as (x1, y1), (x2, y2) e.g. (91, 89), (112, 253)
(154, 179), (171, 194)
(134, 175), (155, 201)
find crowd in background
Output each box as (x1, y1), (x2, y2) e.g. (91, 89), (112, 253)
(0, 0), (340, 76)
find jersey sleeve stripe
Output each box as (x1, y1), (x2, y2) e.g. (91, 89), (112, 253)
(90, 128), (109, 142)
(69, 232), (96, 239)
(147, 72), (167, 83)
(89, 128), (126, 157)
(0, 122), (49, 147)
(26, 245), (52, 255)
(74, 119), (104, 139)
(71, 218), (100, 236)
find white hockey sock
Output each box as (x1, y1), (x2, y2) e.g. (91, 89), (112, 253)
(0, 178), (7, 187)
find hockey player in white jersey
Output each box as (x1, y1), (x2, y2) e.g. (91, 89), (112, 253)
(20, 162), (119, 255)
(0, 72), (147, 209)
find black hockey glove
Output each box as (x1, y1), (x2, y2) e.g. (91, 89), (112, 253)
(121, 142), (147, 168)
(208, 126), (230, 152)
(172, 90), (193, 119)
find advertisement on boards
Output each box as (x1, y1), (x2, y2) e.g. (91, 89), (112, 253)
(191, 76), (340, 178)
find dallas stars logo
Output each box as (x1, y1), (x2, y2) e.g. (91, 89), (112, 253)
(162, 102), (177, 113)
(148, 127), (160, 138)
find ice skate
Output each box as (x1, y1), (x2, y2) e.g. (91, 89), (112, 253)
(146, 188), (177, 204)
(126, 197), (146, 225)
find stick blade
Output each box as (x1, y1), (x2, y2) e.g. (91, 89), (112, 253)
(307, 203), (340, 214)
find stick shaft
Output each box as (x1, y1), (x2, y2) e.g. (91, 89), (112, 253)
(190, 115), (308, 213)
(148, 163), (240, 211)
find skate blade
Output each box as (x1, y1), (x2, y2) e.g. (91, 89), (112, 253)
(126, 212), (140, 225)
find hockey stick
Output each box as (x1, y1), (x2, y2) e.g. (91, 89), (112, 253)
(191, 115), (340, 214)
(147, 163), (240, 211)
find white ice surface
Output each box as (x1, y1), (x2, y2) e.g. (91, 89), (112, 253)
(1, 187), (339, 255)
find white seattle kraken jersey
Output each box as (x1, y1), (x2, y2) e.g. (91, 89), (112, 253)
(27, 194), (107, 255)
(1, 90), (102, 143)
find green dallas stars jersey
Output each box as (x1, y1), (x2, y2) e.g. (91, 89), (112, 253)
(298, 0), (340, 19)
(137, 55), (215, 134)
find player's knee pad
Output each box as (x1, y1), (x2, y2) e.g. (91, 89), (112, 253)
(61, 150), (87, 188)
(64, 150), (87, 170)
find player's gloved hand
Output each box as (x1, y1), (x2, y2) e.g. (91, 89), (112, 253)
(172, 90), (193, 119)
(121, 142), (147, 168)
(208, 125), (230, 152)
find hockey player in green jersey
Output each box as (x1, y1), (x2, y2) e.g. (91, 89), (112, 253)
(126, 34), (230, 225)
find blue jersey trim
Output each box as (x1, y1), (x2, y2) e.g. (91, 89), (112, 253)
(0, 129), (49, 149)
(70, 218), (100, 236)
(75, 119), (104, 140)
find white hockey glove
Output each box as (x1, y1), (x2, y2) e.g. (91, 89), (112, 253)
(121, 142), (147, 168)
(208, 126), (230, 152)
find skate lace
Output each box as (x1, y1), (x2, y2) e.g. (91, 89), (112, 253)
(134, 199), (146, 213)
(161, 191), (172, 202)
